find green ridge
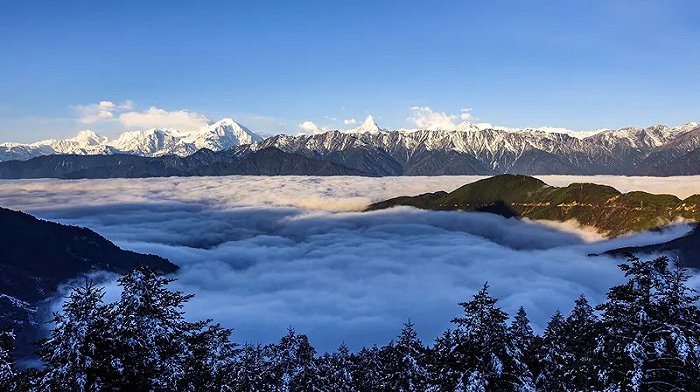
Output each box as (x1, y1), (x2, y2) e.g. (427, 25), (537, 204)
(367, 174), (700, 237)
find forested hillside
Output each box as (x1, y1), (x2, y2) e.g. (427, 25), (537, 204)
(368, 175), (700, 237)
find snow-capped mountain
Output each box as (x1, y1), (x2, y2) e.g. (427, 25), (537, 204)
(246, 120), (700, 175)
(346, 115), (385, 135)
(0, 130), (116, 162)
(2, 117), (699, 176)
(0, 118), (262, 162)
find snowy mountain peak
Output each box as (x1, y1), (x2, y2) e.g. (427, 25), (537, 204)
(71, 130), (107, 146)
(198, 118), (263, 145)
(0, 118), (263, 161)
(456, 122), (482, 132)
(210, 117), (239, 127)
(348, 115), (385, 134)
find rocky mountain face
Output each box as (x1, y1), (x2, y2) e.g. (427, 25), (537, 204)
(367, 174), (700, 238)
(248, 121), (700, 176)
(0, 118), (262, 162)
(0, 207), (177, 358)
(2, 118), (699, 176)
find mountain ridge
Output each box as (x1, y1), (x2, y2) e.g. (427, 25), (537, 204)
(0, 118), (262, 161)
(2, 120), (700, 176)
(367, 174), (700, 238)
(0, 147), (369, 179)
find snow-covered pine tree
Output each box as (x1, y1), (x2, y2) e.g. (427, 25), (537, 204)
(351, 345), (390, 391)
(597, 256), (700, 391)
(562, 294), (601, 391)
(430, 328), (462, 390)
(38, 280), (113, 391)
(317, 344), (354, 391)
(535, 310), (568, 392)
(0, 327), (15, 390)
(509, 307), (534, 359)
(181, 322), (240, 391)
(385, 320), (429, 391)
(267, 327), (318, 391)
(445, 283), (527, 391)
(107, 265), (199, 390)
(232, 344), (275, 391)
(507, 307), (536, 392)
(656, 261), (700, 386)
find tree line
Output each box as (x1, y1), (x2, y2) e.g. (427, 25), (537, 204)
(0, 255), (699, 391)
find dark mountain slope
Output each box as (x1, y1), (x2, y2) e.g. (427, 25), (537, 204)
(368, 175), (700, 237)
(190, 147), (370, 176)
(0, 206), (177, 302)
(403, 149), (494, 175)
(604, 224), (700, 269)
(0, 147), (369, 179)
(0, 207), (178, 360)
(642, 147), (700, 176)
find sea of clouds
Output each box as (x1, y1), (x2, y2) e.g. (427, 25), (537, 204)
(0, 175), (697, 352)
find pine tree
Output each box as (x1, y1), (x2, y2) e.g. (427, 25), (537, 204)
(509, 307), (534, 359)
(436, 283), (527, 391)
(267, 327), (319, 391)
(385, 320), (429, 391)
(38, 280), (113, 391)
(181, 322), (240, 391)
(232, 344), (275, 391)
(507, 307), (536, 392)
(562, 294), (600, 391)
(351, 345), (389, 391)
(430, 328), (462, 390)
(597, 256), (700, 391)
(535, 310), (568, 392)
(0, 327), (15, 390)
(107, 265), (200, 390)
(317, 344), (354, 391)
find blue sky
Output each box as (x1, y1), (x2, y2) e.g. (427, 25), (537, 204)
(1, 0), (699, 141)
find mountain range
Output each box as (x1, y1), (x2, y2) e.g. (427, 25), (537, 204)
(367, 174), (700, 238)
(1, 116), (700, 177)
(0, 118), (262, 161)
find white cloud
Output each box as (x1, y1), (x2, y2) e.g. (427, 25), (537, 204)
(75, 100), (133, 124)
(3, 175), (694, 352)
(460, 108), (473, 121)
(408, 106), (461, 130)
(343, 118), (358, 125)
(118, 107), (210, 131)
(298, 120), (328, 135)
(74, 100), (210, 132)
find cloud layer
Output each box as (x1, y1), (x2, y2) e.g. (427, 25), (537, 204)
(0, 175), (696, 352)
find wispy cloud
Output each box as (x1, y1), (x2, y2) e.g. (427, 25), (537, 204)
(74, 100), (210, 131)
(75, 100), (134, 124)
(298, 120), (328, 135)
(408, 106), (471, 130)
(118, 107), (210, 131)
